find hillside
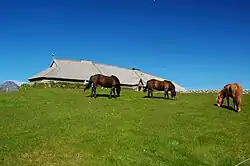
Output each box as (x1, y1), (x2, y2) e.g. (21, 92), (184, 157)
(0, 81), (20, 92)
(0, 88), (250, 166)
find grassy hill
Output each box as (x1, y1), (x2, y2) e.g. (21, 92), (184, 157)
(0, 88), (250, 166)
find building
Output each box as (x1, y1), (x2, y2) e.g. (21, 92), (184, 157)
(28, 57), (186, 92)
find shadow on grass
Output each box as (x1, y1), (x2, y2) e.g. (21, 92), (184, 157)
(143, 96), (174, 100)
(85, 94), (119, 98)
(213, 104), (236, 112)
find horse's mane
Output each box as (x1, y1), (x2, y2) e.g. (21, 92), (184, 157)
(164, 80), (175, 88)
(218, 88), (226, 98)
(111, 75), (120, 84)
(164, 80), (172, 83)
(224, 84), (231, 89)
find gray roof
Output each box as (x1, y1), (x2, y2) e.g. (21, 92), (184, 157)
(29, 58), (186, 92)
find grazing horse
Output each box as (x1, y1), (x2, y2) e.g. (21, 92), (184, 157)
(84, 74), (121, 98)
(216, 83), (243, 112)
(143, 79), (176, 99)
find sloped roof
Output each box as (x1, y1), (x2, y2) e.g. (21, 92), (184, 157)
(29, 58), (186, 92)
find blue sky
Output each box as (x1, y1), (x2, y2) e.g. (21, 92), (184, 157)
(0, 0), (249, 90)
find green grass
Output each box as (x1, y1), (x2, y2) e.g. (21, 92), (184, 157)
(0, 88), (250, 166)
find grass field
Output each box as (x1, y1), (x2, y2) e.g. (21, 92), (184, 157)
(0, 88), (250, 166)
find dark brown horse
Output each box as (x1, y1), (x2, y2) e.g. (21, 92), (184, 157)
(216, 83), (243, 112)
(143, 79), (176, 99)
(84, 74), (121, 98)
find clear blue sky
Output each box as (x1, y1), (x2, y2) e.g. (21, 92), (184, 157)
(0, 0), (249, 90)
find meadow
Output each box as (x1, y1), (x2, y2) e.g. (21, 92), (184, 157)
(0, 88), (250, 166)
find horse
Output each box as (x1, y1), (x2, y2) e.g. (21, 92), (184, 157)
(216, 83), (243, 112)
(84, 74), (121, 98)
(143, 79), (176, 99)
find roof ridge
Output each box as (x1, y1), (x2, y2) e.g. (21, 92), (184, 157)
(54, 57), (140, 72)
(55, 58), (91, 62)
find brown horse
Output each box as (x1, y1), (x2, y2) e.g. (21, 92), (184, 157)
(143, 79), (176, 99)
(84, 74), (121, 98)
(216, 83), (243, 112)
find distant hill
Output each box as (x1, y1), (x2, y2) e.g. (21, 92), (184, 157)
(3, 80), (26, 86)
(0, 81), (20, 92)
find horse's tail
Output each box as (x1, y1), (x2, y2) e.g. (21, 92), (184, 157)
(84, 75), (93, 91)
(143, 81), (148, 92)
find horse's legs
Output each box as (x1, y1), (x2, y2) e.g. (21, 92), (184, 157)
(225, 88), (230, 108)
(233, 99), (236, 111)
(94, 88), (97, 98)
(109, 87), (114, 99)
(237, 97), (242, 112)
(112, 88), (116, 98)
(147, 89), (150, 97)
(90, 85), (94, 97)
(226, 96), (230, 108)
(91, 87), (96, 98)
(234, 96), (241, 112)
(164, 89), (168, 99)
(92, 84), (97, 98)
(150, 90), (153, 97)
(116, 86), (120, 97)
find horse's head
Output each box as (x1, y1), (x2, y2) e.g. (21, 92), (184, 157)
(167, 81), (176, 99)
(171, 89), (177, 99)
(83, 84), (90, 92)
(216, 90), (225, 107)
